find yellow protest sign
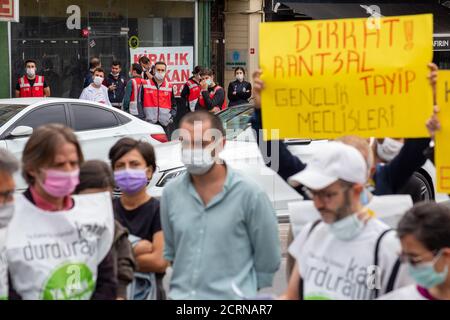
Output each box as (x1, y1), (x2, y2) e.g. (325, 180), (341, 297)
(436, 70), (450, 193)
(259, 14), (433, 140)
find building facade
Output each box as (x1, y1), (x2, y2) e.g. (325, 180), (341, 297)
(0, 0), (214, 99)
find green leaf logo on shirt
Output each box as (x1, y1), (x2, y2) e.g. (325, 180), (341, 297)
(305, 295), (332, 300)
(41, 263), (95, 300)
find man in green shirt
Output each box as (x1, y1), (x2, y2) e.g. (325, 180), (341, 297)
(161, 110), (281, 300)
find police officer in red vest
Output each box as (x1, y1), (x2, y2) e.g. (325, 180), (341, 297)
(140, 61), (177, 135)
(196, 68), (226, 113)
(123, 63), (145, 119)
(180, 66), (202, 114)
(15, 59), (50, 98)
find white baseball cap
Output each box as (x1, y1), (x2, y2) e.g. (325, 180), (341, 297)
(288, 141), (367, 190)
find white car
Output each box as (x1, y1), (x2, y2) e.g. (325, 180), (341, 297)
(1, 100), (446, 221)
(0, 98), (169, 191)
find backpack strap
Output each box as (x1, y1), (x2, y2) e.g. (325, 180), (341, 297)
(298, 219), (322, 300)
(373, 229), (401, 298)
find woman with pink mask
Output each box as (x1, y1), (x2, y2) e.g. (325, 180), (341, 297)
(6, 124), (117, 300)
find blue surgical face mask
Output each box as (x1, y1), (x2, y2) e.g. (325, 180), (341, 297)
(360, 188), (370, 206)
(205, 79), (212, 87)
(0, 202), (14, 228)
(408, 251), (449, 289)
(329, 214), (365, 241)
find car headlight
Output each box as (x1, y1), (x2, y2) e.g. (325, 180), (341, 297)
(156, 167), (186, 187)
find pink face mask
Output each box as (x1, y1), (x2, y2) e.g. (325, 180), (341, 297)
(40, 169), (80, 198)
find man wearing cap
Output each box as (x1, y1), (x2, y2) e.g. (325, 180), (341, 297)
(279, 142), (412, 300)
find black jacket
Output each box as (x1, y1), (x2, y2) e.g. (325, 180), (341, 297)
(106, 73), (127, 105)
(196, 85), (226, 111)
(227, 80), (252, 107)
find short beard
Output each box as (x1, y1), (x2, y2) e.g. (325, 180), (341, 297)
(334, 189), (353, 222)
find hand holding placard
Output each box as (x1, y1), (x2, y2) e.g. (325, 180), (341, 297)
(252, 69), (264, 109)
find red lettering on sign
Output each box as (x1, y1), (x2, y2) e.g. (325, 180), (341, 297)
(383, 18), (400, 47)
(149, 54), (158, 65)
(179, 53), (188, 65)
(440, 167), (450, 190)
(0, 0), (12, 16)
(181, 69), (190, 82)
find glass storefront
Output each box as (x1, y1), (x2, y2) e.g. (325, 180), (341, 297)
(10, 0), (196, 98)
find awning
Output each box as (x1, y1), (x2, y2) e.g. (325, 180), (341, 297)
(280, 1), (450, 33)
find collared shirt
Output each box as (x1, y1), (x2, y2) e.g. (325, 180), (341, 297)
(79, 84), (112, 106)
(160, 165), (281, 300)
(29, 187), (73, 212)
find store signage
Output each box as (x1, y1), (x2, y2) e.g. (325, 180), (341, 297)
(0, 0), (19, 22)
(433, 35), (450, 51)
(130, 46), (194, 97)
(226, 49), (247, 70)
(129, 36), (140, 49)
(66, 5), (81, 30)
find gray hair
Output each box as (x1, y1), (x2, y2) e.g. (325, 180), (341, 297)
(0, 148), (19, 175)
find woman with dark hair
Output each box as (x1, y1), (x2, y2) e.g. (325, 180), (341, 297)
(109, 138), (168, 300)
(380, 202), (450, 300)
(227, 67), (252, 107)
(74, 160), (136, 300)
(6, 124), (117, 300)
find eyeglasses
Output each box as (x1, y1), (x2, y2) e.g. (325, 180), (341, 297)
(0, 190), (14, 205)
(304, 186), (351, 202)
(398, 249), (441, 266)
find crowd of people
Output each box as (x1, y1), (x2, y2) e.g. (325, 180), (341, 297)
(14, 57), (254, 137)
(2, 56), (449, 300)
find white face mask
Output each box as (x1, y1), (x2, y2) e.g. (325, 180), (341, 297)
(155, 72), (166, 81)
(0, 202), (14, 228)
(26, 68), (36, 77)
(236, 74), (244, 81)
(181, 148), (215, 176)
(376, 138), (404, 162)
(329, 214), (365, 241)
(93, 76), (103, 86)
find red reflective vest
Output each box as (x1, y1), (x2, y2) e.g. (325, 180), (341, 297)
(186, 78), (200, 112)
(128, 77), (144, 116)
(198, 85), (226, 111)
(18, 75), (45, 97)
(141, 80), (173, 126)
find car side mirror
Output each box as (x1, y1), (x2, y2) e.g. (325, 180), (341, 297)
(9, 126), (33, 138)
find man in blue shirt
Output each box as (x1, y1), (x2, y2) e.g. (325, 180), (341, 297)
(160, 110), (281, 300)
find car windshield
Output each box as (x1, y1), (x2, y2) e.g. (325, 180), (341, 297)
(0, 104), (28, 128)
(218, 104), (254, 140)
